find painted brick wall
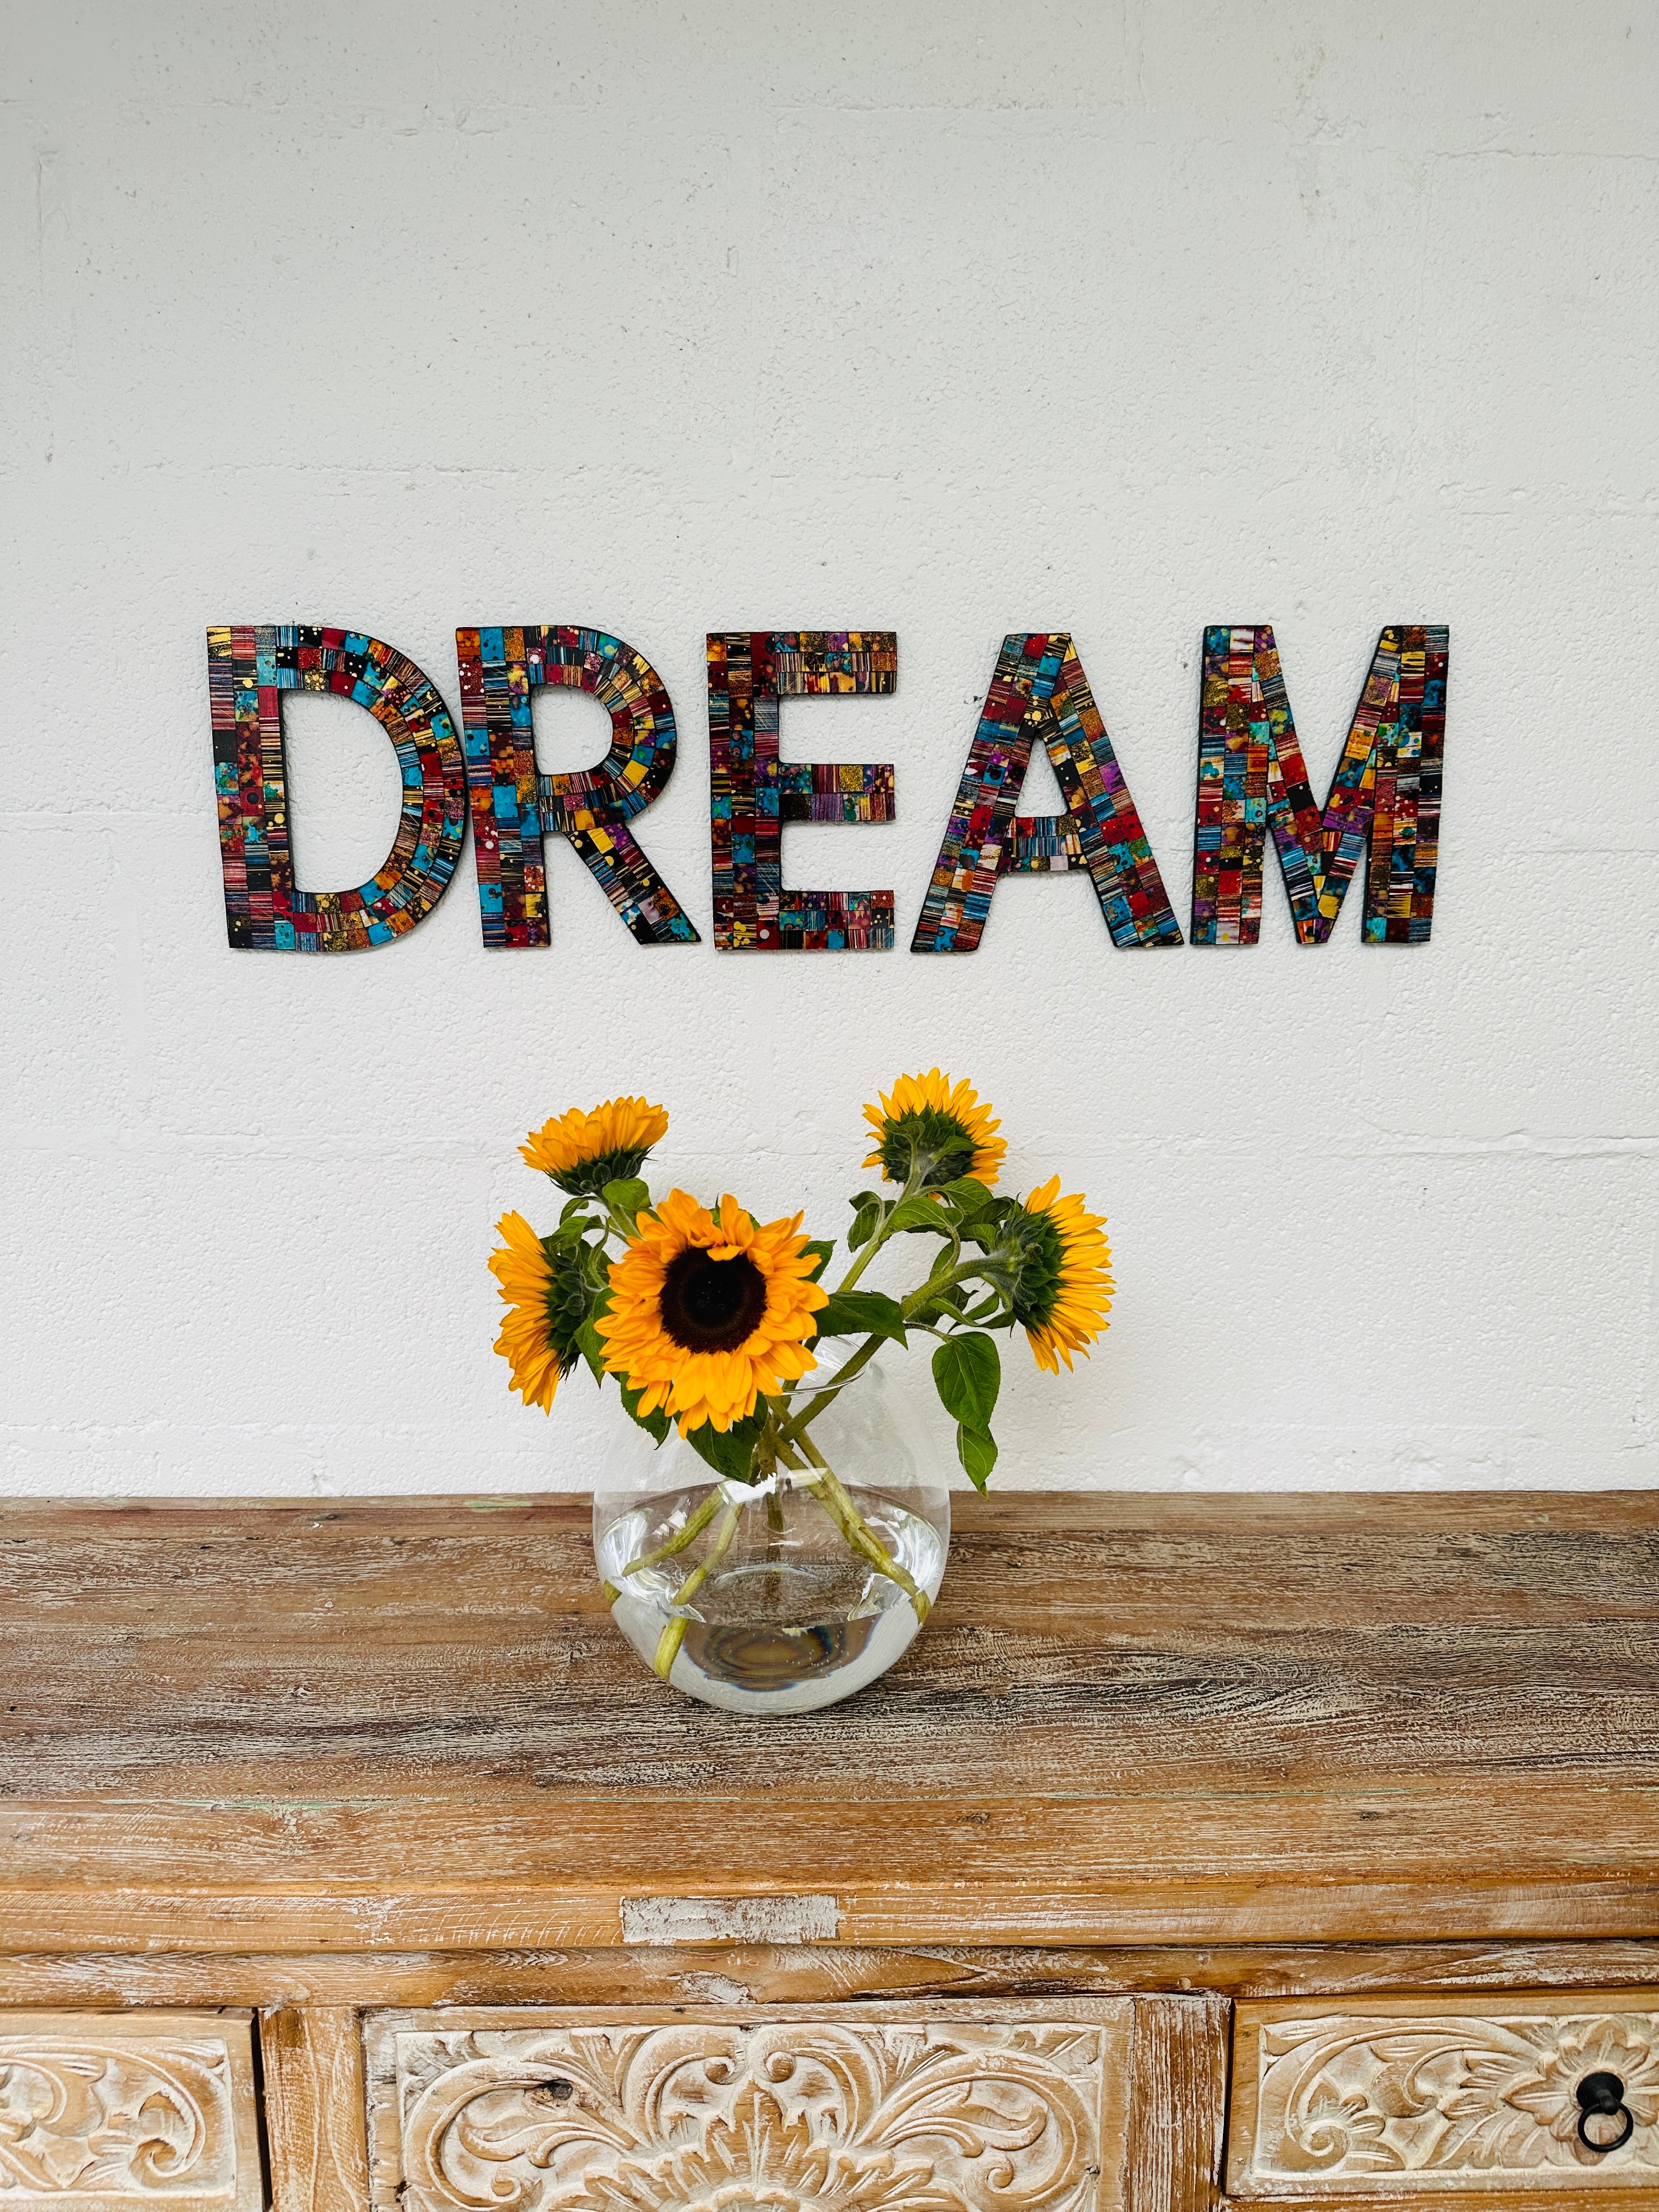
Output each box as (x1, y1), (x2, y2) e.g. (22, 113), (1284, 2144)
(3, 1), (1655, 1492)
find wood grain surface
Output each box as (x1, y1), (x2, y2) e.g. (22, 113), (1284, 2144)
(0, 1492), (1654, 1951)
(258, 2005), (370, 2212)
(1126, 1993), (1229, 2212)
(8, 1941), (1659, 2012)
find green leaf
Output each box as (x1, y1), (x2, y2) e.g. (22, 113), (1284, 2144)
(812, 1290), (908, 1345)
(847, 1192), (884, 1250)
(939, 1176), (994, 1218)
(616, 1376), (670, 1444)
(962, 1203), (1014, 1250)
(889, 1192), (953, 1235)
(685, 1409), (769, 1483)
(575, 1316), (607, 1386)
(932, 1331), (1001, 1430)
(602, 1177), (651, 1225)
(560, 1195), (597, 1227)
(956, 1423), (998, 1491)
(802, 1239), (836, 1282)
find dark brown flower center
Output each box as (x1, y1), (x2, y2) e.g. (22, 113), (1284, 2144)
(660, 1247), (768, 1353)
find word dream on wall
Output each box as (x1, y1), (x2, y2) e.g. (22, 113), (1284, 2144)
(207, 624), (1448, 953)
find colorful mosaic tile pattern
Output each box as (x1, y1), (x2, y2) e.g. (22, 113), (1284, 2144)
(708, 631), (896, 950)
(911, 633), (1181, 952)
(208, 624), (467, 952)
(455, 627), (698, 946)
(1190, 624), (1448, 945)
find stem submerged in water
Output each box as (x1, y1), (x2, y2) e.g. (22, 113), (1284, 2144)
(611, 1204), (952, 1652)
(618, 1485), (726, 1578)
(613, 1439), (932, 1674)
(650, 1493), (744, 1679)
(766, 1426), (932, 1624)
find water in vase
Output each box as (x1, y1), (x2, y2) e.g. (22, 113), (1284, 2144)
(596, 1476), (949, 1716)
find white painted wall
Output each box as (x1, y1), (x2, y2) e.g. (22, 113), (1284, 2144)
(3, 0), (1655, 1497)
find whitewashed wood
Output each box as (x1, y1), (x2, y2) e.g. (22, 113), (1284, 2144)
(2, 1943), (1659, 2012)
(1228, 1989), (1659, 2196)
(617, 1894), (841, 1944)
(1125, 1994), (1228, 2212)
(365, 2000), (1132, 2212)
(2, 1497), (1658, 1953)
(259, 2006), (370, 2212)
(0, 2010), (260, 2211)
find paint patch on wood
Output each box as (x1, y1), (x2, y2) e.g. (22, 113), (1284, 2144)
(619, 1893), (842, 1944)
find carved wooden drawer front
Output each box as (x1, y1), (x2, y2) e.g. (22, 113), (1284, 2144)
(1226, 1990), (1659, 2199)
(0, 2011), (260, 2212)
(364, 2000), (1133, 2212)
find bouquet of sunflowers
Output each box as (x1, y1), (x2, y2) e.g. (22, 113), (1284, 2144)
(492, 1071), (1111, 1688)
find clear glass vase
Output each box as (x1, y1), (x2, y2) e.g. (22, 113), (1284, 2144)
(592, 1362), (951, 1715)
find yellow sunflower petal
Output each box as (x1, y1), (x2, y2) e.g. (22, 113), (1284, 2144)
(860, 1067), (1007, 1187)
(595, 1188), (826, 1436)
(520, 1096), (669, 1193)
(489, 1210), (562, 1413)
(1020, 1179), (1114, 1374)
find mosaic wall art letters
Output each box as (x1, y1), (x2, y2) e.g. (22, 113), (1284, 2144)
(708, 631), (896, 950)
(912, 633), (1182, 953)
(1191, 624), (1448, 945)
(456, 627), (698, 946)
(211, 619), (1448, 954)
(208, 624), (467, 952)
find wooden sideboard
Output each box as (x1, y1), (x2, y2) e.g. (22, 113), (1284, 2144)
(1, 1491), (1656, 2212)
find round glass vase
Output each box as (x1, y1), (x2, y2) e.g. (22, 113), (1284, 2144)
(592, 1362), (950, 1716)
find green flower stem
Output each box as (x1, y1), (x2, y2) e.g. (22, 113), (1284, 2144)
(776, 1253), (985, 1453)
(901, 1249), (987, 1322)
(613, 1407), (783, 1589)
(618, 1484), (727, 1580)
(770, 1430), (928, 1613)
(651, 1492), (743, 1679)
(778, 1436), (931, 1625)
(830, 1218), (888, 1295)
(826, 1158), (926, 1296)
(774, 1335), (885, 1448)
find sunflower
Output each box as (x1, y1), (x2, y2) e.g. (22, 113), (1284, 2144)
(489, 1211), (590, 1412)
(1008, 1176), (1114, 1373)
(597, 1190), (827, 1434)
(521, 1097), (669, 1198)
(862, 1069), (1006, 1189)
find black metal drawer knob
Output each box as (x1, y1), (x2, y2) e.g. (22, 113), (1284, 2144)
(1576, 2070), (1634, 2153)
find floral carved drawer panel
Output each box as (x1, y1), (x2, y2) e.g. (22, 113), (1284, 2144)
(1227, 1991), (1659, 2196)
(364, 2001), (1133, 2212)
(0, 2011), (261, 2212)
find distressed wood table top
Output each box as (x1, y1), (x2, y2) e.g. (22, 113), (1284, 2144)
(1, 1491), (1655, 1955)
